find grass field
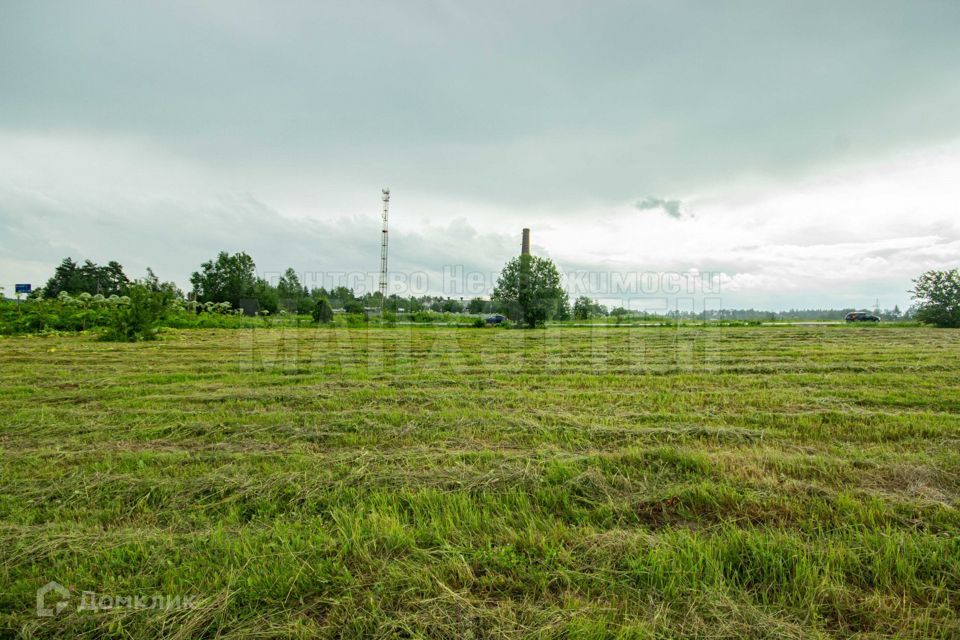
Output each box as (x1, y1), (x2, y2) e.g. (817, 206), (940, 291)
(2, 326), (959, 638)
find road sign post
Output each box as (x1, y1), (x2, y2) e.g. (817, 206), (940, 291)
(14, 284), (31, 317)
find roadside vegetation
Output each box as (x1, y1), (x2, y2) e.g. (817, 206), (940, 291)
(7, 254), (950, 340)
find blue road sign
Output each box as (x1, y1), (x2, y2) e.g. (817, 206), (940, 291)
(15, 284), (32, 294)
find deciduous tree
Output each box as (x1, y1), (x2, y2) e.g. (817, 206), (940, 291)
(493, 255), (568, 328)
(911, 269), (960, 328)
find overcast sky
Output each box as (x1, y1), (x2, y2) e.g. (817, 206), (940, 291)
(2, 0), (959, 310)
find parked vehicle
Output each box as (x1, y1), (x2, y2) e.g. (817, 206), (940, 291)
(845, 311), (880, 322)
(485, 314), (506, 325)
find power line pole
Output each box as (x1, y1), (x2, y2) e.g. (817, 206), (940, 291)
(379, 188), (390, 314)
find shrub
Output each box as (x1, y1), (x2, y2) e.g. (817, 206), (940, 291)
(344, 313), (368, 327)
(343, 300), (365, 315)
(312, 297), (334, 324)
(100, 284), (172, 342)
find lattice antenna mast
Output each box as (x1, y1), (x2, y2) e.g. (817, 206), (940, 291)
(378, 188), (390, 312)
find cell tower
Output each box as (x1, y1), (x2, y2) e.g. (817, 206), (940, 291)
(378, 188), (390, 312)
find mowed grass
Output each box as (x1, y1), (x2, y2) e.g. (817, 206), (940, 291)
(1, 326), (959, 639)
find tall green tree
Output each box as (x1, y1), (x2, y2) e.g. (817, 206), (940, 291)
(493, 254), (568, 328)
(573, 296), (589, 320)
(277, 268), (310, 313)
(327, 286), (357, 310)
(143, 268), (182, 298)
(253, 278), (280, 314)
(96, 261), (130, 296)
(573, 296), (607, 320)
(190, 251), (257, 309)
(43, 258), (130, 298)
(383, 294), (405, 312)
(911, 269), (960, 328)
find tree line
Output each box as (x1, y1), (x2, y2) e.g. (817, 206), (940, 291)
(8, 252), (960, 332)
(32, 252), (513, 318)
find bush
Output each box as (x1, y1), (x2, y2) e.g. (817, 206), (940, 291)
(344, 313), (368, 327)
(100, 284), (172, 342)
(343, 300), (365, 315)
(312, 297), (334, 324)
(0, 293), (125, 334)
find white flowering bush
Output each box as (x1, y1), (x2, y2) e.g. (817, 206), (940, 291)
(2, 285), (274, 335)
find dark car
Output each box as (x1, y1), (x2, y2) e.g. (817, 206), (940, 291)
(485, 314), (506, 325)
(845, 311), (880, 322)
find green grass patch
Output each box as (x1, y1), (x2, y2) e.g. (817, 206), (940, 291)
(1, 326), (959, 638)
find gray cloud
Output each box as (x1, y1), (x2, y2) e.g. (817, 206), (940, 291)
(3, 1), (960, 309)
(635, 197), (684, 219)
(2, 1), (960, 208)
(0, 184), (519, 297)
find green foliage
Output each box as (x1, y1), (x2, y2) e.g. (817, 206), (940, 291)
(190, 251), (257, 308)
(0, 292), (133, 333)
(0, 263), (264, 336)
(573, 296), (607, 320)
(142, 267), (182, 298)
(493, 254), (569, 327)
(344, 312), (368, 326)
(40, 257), (130, 298)
(467, 297), (489, 314)
(411, 311), (438, 323)
(428, 297), (465, 313)
(253, 278), (279, 314)
(343, 300), (365, 315)
(326, 286), (357, 310)
(911, 268), (960, 328)
(99, 283), (174, 342)
(311, 297), (334, 324)
(277, 268), (311, 313)
(574, 296), (610, 320)
(382, 294), (408, 313)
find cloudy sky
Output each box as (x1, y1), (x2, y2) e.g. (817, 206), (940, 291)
(2, 0), (959, 310)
